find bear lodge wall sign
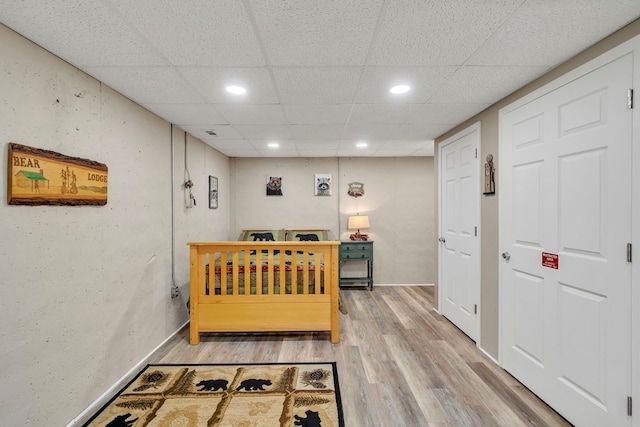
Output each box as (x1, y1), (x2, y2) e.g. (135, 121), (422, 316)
(8, 143), (108, 206)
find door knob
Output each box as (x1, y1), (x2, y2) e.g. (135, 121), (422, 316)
(502, 252), (510, 261)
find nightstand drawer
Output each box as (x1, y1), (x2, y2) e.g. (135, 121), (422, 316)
(340, 248), (370, 259)
(340, 243), (372, 259)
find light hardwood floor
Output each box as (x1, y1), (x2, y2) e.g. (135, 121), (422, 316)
(149, 286), (572, 426)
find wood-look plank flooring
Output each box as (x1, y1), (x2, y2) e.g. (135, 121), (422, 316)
(149, 286), (573, 426)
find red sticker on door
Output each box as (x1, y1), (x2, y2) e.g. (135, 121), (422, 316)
(542, 252), (559, 269)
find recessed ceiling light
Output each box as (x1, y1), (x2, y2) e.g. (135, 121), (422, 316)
(356, 142), (368, 148)
(390, 84), (410, 94)
(226, 85), (246, 95)
(268, 142), (280, 148)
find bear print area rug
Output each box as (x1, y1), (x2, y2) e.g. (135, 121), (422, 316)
(83, 362), (344, 427)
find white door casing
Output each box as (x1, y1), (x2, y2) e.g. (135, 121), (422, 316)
(438, 123), (481, 342)
(499, 53), (633, 427)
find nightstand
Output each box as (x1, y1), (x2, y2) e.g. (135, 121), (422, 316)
(339, 240), (374, 290)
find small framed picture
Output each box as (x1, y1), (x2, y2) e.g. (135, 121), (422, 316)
(266, 175), (283, 196)
(315, 174), (332, 196)
(209, 176), (218, 209)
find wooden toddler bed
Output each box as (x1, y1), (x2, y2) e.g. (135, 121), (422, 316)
(188, 230), (340, 345)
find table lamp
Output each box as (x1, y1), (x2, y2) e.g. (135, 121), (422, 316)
(348, 214), (370, 241)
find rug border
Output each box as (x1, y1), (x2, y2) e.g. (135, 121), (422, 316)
(82, 361), (345, 427)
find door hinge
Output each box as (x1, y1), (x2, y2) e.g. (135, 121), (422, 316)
(627, 396), (632, 416)
(628, 243), (632, 263)
(475, 148), (478, 159)
(474, 304), (477, 315)
(628, 89), (633, 109)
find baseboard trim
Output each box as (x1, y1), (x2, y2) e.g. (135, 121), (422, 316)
(66, 320), (189, 427)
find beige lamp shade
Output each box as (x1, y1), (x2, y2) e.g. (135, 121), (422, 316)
(348, 215), (370, 230)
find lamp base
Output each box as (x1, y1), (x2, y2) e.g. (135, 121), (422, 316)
(349, 230), (368, 241)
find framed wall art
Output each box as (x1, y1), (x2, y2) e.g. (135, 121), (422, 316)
(315, 173), (332, 196)
(209, 176), (218, 209)
(7, 143), (108, 206)
(266, 175), (283, 196)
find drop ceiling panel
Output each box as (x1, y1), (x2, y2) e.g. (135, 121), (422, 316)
(428, 65), (550, 104)
(109, 0), (265, 66)
(290, 125), (344, 140)
(84, 66), (206, 104)
(0, 0), (167, 68)
(234, 125), (294, 140)
(180, 67), (279, 104)
(393, 123), (454, 140)
(144, 104), (228, 126)
(468, 0), (640, 66)
(282, 105), (352, 125)
(273, 68), (362, 104)
(180, 125), (245, 140)
(406, 103), (491, 125)
(348, 104), (422, 125)
(368, 0), (524, 66)
(354, 66), (458, 104)
(250, 0), (384, 66)
(215, 104), (287, 125)
(342, 124), (399, 141)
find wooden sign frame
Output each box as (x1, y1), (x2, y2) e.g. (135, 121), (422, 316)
(7, 143), (108, 206)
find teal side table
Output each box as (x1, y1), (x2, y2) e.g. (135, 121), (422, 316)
(339, 240), (373, 290)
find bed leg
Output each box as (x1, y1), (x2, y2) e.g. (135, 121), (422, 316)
(330, 328), (339, 344)
(190, 326), (200, 345)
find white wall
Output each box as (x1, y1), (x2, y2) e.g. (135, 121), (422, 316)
(0, 24), (230, 426)
(232, 156), (436, 284)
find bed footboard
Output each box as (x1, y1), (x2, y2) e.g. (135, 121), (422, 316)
(187, 241), (340, 345)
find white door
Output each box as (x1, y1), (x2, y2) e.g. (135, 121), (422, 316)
(438, 123), (480, 341)
(500, 54), (632, 427)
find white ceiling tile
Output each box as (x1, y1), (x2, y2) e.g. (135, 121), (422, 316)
(290, 125), (344, 140)
(296, 149), (339, 157)
(393, 123), (453, 140)
(109, 0), (265, 66)
(0, 0), (168, 68)
(202, 139), (255, 151)
(181, 125), (245, 140)
(143, 104), (228, 126)
(217, 149), (263, 158)
(428, 66), (550, 104)
(348, 104), (422, 125)
(342, 124), (398, 141)
(378, 140), (433, 151)
(468, 0), (640, 66)
(215, 105), (287, 125)
(234, 125), (295, 140)
(283, 105), (352, 124)
(179, 67), (279, 104)
(251, 140), (298, 151)
(406, 103), (491, 125)
(368, 0), (524, 65)
(250, 0), (384, 66)
(273, 68), (362, 104)
(354, 67), (457, 103)
(84, 66), (206, 104)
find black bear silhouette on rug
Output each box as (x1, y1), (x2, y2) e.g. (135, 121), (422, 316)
(294, 410), (322, 427)
(106, 413), (138, 427)
(196, 379), (228, 391)
(236, 378), (272, 391)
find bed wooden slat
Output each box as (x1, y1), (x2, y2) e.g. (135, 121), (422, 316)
(187, 241), (340, 345)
